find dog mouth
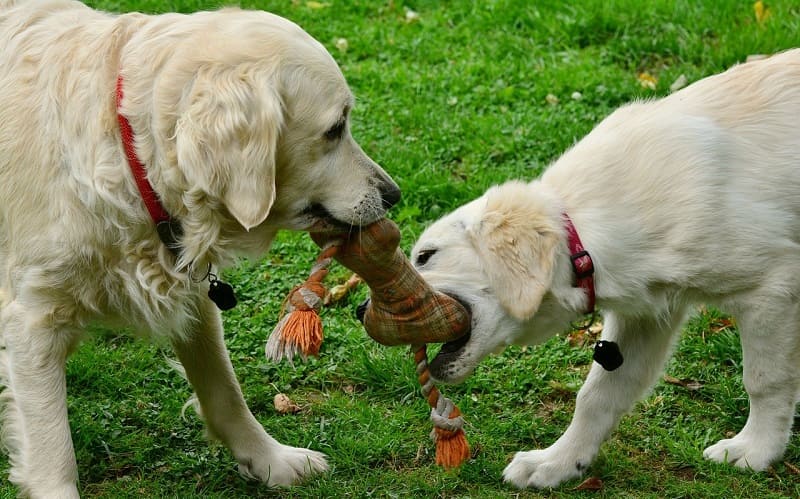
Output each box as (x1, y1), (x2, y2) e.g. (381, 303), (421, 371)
(429, 329), (471, 374)
(355, 291), (473, 383)
(428, 294), (473, 381)
(355, 293), (472, 355)
(303, 203), (355, 231)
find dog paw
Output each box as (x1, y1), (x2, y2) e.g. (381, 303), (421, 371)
(703, 435), (778, 471)
(503, 448), (587, 489)
(238, 442), (328, 486)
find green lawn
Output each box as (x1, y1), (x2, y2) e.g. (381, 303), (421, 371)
(3, 0), (800, 497)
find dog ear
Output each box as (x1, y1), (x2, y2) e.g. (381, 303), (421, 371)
(467, 183), (560, 320)
(176, 65), (282, 230)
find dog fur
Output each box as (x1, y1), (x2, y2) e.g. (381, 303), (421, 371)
(0, 0), (399, 496)
(411, 49), (800, 488)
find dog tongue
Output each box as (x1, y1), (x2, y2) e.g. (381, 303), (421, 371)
(311, 219), (471, 346)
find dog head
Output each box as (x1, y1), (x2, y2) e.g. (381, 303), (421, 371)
(173, 11), (399, 233)
(411, 181), (581, 383)
(124, 9), (399, 266)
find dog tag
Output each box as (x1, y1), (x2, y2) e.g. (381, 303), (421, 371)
(208, 277), (237, 310)
(593, 340), (623, 371)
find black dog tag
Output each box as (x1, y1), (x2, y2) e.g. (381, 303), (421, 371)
(208, 277), (237, 310)
(593, 340), (623, 371)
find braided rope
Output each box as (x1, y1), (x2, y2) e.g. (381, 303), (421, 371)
(414, 345), (469, 468)
(265, 242), (340, 363)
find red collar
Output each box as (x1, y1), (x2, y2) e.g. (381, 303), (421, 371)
(116, 75), (182, 251)
(563, 213), (595, 314)
(116, 77), (237, 309)
(116, 76), (171, 224)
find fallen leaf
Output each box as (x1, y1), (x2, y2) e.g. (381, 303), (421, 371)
(709, 317), (736, 333)
(306, 1), (330, 9)
(567, 327), (587, 346)
(405, 9), (420, 23)
(545, 93), (559, 105)
(274, 393), (302, 414)
(637, 72), (658, 90)
(574, 476), (603, 491)
(335, 38), (348, 53)
(664, 375), (703, 391)
(669, 74), (688, 93)
(324, 274), (362, 305)
(784, 461), (800, 475)
(754, 1), (771, 25)
(567, 318), (602, 346)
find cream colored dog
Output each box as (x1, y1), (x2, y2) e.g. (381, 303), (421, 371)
(0, 0), (400, 496)
(411, 49), (800, 488)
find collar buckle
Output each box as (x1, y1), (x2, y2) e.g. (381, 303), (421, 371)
(569, 250), (594, 281)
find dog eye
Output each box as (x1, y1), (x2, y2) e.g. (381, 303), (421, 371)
(415, 249), (437, 266)
(324, 121), (345, 141)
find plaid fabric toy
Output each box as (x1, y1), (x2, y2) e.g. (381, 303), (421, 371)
(265, 218), (472, 469)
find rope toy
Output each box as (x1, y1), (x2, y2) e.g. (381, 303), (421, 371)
(264, 243), (337, 363)
(265, 219), (472, 468)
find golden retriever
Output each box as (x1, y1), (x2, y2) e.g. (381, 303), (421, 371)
(411, 49), (800, 488)
(0, 0), (399, 496)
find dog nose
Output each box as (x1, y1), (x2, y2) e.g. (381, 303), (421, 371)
(380, 182), (401, 210)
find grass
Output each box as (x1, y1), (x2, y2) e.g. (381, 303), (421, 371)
(3, 0), (800, 497)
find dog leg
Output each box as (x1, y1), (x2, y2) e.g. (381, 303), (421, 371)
(0, 299), (80, 498)
(171, 299), (328, 487)
(703, 296), (800, 470)
(503, 309), (686, 489)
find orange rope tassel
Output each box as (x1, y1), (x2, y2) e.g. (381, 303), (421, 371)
(264, 244), (338, 363)
(415, 345), (470, 469)
(279, 308), (324, 358)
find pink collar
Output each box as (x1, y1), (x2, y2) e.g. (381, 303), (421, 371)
(563, 213), (595, 314)
(116, 75), (181, 251)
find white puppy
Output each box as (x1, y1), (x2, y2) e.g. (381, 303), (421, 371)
(0, 0), (399, 497)
(412, 49), (800, 488)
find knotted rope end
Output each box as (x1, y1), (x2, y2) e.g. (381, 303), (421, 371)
(265, 248), (338, 363)
(416, 345), (470, 469)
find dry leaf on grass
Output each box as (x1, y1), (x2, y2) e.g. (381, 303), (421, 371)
(306, 1), (330, 9)
(670, 74), (688, 93)
(754, 1), (771, 25)
(574, 476), (604, 491)
(709, 316), (736, 333)
(664, 375), (703, 391)
(405, 9), (420, 23)
(637, 72), (658, 90)
(324, 274), (362, 305)
(567, 319), (603, 346)
(274, 393), (302, 414)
